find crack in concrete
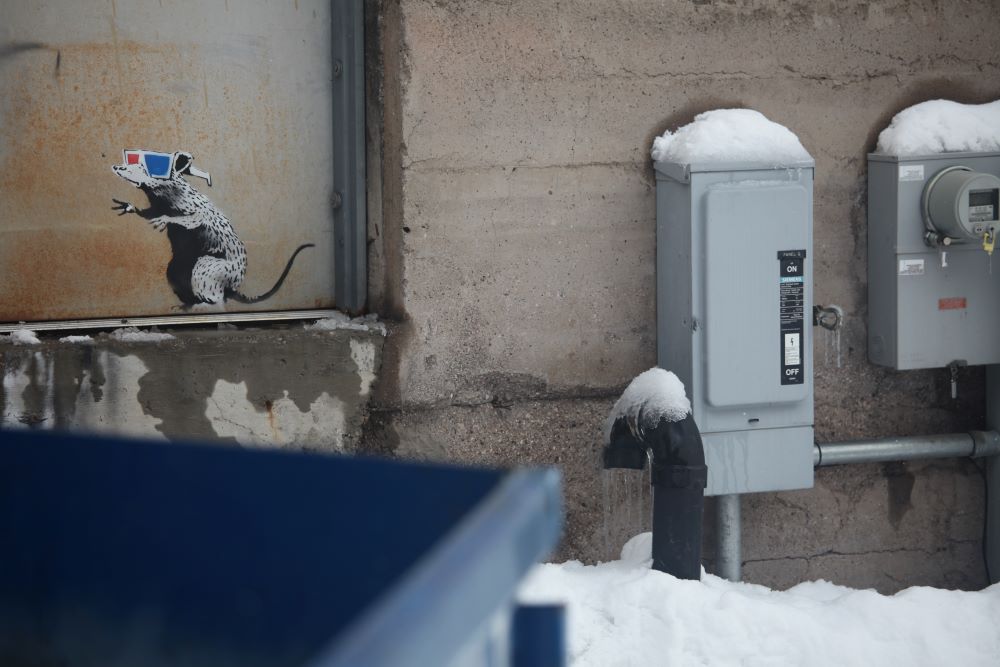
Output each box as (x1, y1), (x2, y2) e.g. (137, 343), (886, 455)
(768, 494), (813, 518)
(206, 395), (248, 434)
(369, 386), (622, 414)
(743, 540), (980, 565)
(403, 159), (644, 174)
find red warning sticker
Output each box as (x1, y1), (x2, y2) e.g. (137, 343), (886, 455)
(938, 297), (967, 310)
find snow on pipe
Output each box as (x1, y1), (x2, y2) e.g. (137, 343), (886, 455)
(603, 368), (706, 580)
(813, 430), (1000, 467)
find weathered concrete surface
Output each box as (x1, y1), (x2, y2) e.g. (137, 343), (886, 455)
(1, 326), (382, 450)
(357, 398), (617, 563)
(366, 0), (1000, 591)
(387, 0), (1000, 409)
(362, 399), (989, 591)
(739, 460), (988, 591)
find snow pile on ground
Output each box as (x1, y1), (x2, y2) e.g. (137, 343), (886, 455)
(651, 109), (811, 165)
(306, 312), (387, 336)
(519, 533), (1000, 667)
(108, 327), (174, 342)
(604, 368), (690, 444)
(1, 330), (41, 345)
(876, 100), (1000, 156)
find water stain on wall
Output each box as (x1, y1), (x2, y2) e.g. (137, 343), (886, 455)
(2, 346), (165, 438)
(884, 462), (916, 530)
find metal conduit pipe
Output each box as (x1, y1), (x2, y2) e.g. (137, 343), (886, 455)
(715, 494), (742, 582)
(715, 430), (1000, 583)
(814, 430), (1000, 467)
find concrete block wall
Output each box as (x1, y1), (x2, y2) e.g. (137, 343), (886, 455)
(364, 0), (1000, 591)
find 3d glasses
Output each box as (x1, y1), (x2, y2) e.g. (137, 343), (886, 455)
(123, 150), (174, 178)
(121, 149), (212, 186)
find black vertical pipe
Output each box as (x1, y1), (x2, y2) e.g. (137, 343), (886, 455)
(647, 414), (707, 579)
(651, 467), (706, 578)
(603, 412), (706, 579)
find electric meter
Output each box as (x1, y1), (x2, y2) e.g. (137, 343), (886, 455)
(868, 151), (1000, 370)
(923, 166), (1000, 250)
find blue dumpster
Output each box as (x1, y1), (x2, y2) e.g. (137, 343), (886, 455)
(0, 430), (563, 666)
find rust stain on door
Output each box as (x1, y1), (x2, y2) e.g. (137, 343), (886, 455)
(1, 41), (186, 321)
(1, 1), (336, 324)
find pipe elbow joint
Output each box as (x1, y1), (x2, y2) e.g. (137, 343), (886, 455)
(603, 412), (706, 477)
(647, 413), (706, 468)
(602, 418), (648, 470)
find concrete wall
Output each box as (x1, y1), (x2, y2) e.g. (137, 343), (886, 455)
(1, 326), (382, 451)
(365, 0), (1000, 591)
(1, 0), (996, 594)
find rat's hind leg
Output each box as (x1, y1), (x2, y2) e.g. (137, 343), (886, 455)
(190, 256), (231, 305)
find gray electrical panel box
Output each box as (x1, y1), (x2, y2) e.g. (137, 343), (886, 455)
(656, 159), (815, 495)
(868, 152), (1000, 370)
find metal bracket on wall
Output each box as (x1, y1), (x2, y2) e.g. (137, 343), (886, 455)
(813, 304), (843, 331)
(332, 0), (367, 313)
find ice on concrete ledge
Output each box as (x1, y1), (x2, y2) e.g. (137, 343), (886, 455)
(651, 108), (811, 165)
(108, 327), (175, 342)
(59, 335), (95, 344)
(519, 532), (1000, 667)
(306, 312), (387, 336)
(603, 367), (690, 444)
(876, 100), (1000, 156)
(3, 330), (41, 345)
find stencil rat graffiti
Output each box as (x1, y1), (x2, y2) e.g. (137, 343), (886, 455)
(111, 149), (313, 307)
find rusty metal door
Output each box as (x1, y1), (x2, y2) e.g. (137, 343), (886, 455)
(0, 0), (359, 325)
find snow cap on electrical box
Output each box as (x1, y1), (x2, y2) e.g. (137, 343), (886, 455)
(876, 99), (1000, 156)
(651, 108), (811, 166)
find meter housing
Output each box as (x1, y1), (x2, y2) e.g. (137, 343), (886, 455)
(868, 152), (1000, 370)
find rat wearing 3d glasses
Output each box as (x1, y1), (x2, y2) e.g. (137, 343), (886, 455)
(111, 150), (313, 307)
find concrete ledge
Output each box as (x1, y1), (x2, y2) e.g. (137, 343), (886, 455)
(0, 326), (383, 451)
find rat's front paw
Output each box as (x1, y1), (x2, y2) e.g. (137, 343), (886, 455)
(111, 199), (136, 215)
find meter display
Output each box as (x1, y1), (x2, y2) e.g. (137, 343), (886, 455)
(969, 189), (999, 223)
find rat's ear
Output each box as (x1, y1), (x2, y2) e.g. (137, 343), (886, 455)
(172, 151), (193, 176)
(174, 150), (213, 186)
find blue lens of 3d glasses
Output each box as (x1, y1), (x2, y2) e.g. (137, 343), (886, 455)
(142, 153), (172, 178)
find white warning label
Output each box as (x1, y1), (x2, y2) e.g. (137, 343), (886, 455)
(898, 165), (924, 182)
(898, 258), (925, 276)
(784, 333), (801, 366)
(778, 250), (806, 386)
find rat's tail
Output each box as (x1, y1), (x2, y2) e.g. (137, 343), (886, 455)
(227, 243), (315, 304)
